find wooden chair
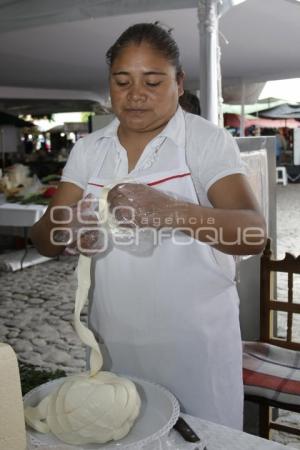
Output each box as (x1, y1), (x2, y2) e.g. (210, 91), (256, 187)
(243, 238), (300, 439)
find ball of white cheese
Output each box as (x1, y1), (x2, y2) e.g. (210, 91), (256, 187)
(25, 371), (141, 445)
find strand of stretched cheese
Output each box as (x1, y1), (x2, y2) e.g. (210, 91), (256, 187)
(25, 188), (141, 445)
(74, 254), (102, 376)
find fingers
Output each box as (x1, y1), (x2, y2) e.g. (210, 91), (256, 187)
(77, 210), (99, 225)
(64, 241), (79, 255)
(107, 185), (125, 208)
(78, 195), (99, 221)
(51, 193), (109, 256)
(113, 206), (136, 227)
(64, 228), (108, 256)
(107, 183), (139, 215)
(107, 184), (144, 228)
(52, 228), (73, 246)
(77, 228), (108, 256)
(107, 183), (139, 201)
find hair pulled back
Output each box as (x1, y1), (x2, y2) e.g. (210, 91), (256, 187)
(106, 22), (183, 77)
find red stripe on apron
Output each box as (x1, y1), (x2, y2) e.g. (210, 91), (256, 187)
(87, 182), (105, 187)
(147, 172), (191, 186)
(88, 173), (191, 189)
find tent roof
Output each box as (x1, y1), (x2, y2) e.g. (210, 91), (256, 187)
(0, 111), (34, 127)
(222, 99), (287, 115)
(0, 0), (300, 114)
(258, 103), (300, 119)
(0, 98), (103, 116)
(48, 122), (89, 134)
(224, 113), (300, 129)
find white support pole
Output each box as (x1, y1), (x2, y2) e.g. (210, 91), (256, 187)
(198, 0), (220, 125)
(217, 31), (224, 128)
(240, 79), (246, 137)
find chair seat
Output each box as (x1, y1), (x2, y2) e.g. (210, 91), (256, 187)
(243, 341), (300, 406)
(276, 166), (288, 185)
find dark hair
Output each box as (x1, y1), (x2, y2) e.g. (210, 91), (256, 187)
(179, 90), (201, 115)
(106, 22), (183, 76)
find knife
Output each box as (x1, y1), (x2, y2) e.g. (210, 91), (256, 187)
(173, 416), (201, 443)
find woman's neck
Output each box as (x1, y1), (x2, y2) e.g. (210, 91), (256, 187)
(117, 123), (167, 173)
(117, 122), (167, 153)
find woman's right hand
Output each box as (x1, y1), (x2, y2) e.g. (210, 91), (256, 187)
(51, 195), (108, 256)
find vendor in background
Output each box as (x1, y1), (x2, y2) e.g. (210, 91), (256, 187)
(30, 22), (266, 430)
(179, 89), (201, 115)
(275, 128), (287, 164)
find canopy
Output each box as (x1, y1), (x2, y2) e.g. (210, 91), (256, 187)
(0, 111), (34, 127)
(258, 103), (300, 119)
(48, 122), (89, 134)
(0, 0), (300, 114)
(224, 113), (300, 129)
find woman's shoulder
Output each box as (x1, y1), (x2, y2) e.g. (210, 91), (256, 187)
(184, 111), (223, 140)
(77, 116), (118, 152)
(184, 112), (236, 159)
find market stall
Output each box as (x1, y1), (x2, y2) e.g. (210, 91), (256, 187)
(258, 103), (300, 173)
(0, 164), (56, 269)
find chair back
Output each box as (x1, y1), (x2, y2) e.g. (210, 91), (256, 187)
(260, 239), (300, 349)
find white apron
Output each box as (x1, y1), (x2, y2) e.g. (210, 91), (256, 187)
(85, 136), (243, 430)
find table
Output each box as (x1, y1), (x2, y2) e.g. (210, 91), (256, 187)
(0, 202), (47, 269)
(0, 202), (46, 227)
(26, 415), (289, 450)
(169, 414), (289, 450)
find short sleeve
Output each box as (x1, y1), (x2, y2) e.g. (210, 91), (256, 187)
(61, 138), (87, 190)
(198, 127), (246, 193)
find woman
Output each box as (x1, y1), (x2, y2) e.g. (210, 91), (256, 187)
(30, 23), (266, 430)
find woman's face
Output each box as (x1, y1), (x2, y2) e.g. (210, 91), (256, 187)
(109, 42), (184, 133)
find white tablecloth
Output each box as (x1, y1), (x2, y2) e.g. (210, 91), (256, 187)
(166, 414), (288, 450)
(0, 202), (46, 227)
(27, 414), (289, 450)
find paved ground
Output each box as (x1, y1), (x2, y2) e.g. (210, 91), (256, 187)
(276, 185), (300, 340)
(276, 184), (300, 259)
(0, 255), (85, 374)
(0, 183), (299, 442)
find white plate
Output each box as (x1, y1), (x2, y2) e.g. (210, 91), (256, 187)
(24, 376), (180, 450)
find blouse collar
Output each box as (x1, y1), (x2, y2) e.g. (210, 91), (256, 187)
(96, 106), (186, 150)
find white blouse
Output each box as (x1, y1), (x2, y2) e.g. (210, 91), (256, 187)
(61, 106), (245, 205)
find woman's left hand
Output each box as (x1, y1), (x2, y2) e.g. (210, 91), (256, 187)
(107, 183), (181, 229)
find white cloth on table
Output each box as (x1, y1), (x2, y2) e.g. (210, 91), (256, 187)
(0, 203), (46, 227)
(25, 414), (291, 450)
(159, 414), (289, 450)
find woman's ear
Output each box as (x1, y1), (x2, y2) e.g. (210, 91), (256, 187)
(177, 71), (185, 97)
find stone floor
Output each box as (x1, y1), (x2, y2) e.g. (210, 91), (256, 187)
(0, 183), (299, 443)
(276, 184), (300, 339)
(0, 255), (85, 374)
(276, 183), (300, 259)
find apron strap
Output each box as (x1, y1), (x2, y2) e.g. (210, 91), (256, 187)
(184, 111), (203, 205)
